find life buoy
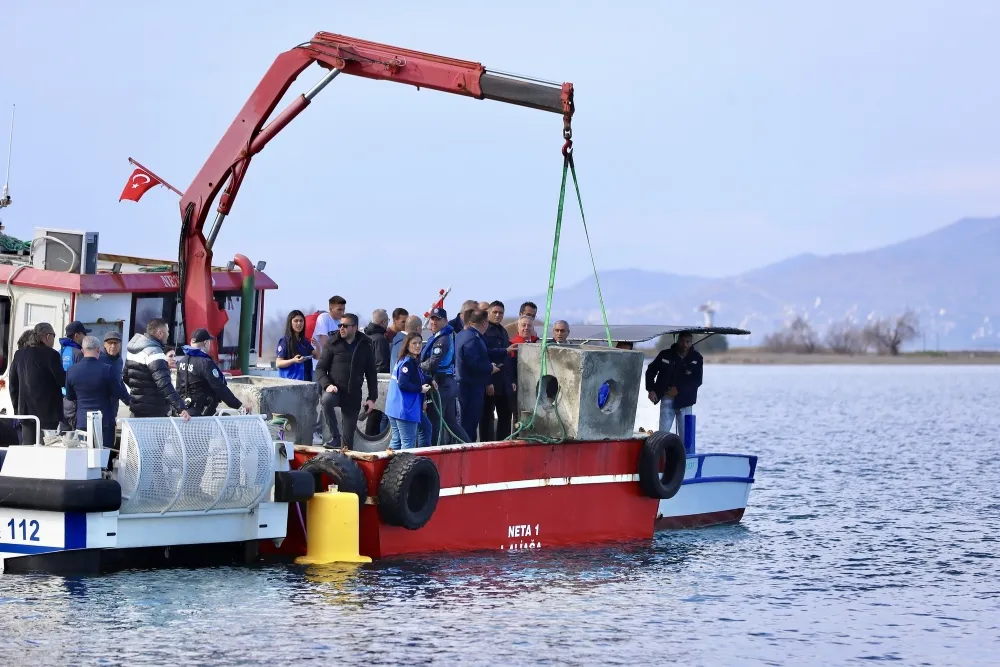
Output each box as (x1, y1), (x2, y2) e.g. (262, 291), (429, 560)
(299, 451), (368, 506)
(377, 453), (440, 530)
(638, 431), (686, 500)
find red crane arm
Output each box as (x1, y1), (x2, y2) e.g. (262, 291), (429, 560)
(177, 32), (574, 350)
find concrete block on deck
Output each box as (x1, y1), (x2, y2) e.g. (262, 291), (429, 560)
(515, 343), (644, 441)
(225, 375), (320, 445)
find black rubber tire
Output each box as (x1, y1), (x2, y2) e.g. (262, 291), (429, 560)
(352, 408), (393, 453)
(377, 453), (440, 530)
(638, 431), (687, 500)
(299, 451), (368, 506)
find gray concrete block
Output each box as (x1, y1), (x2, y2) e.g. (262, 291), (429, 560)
(516, 343), (644, 441)
(225, 375), (320, 445)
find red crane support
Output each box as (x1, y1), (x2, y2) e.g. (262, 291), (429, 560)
(177, 32), (575, 353)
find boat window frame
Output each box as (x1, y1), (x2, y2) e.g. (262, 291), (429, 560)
(129, 294), (179, 348)
(213, 289), (260, 355)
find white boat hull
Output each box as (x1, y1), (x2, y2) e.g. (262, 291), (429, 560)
(655, 453), (756, 530)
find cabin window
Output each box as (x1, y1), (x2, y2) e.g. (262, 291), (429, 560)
(213, 291), (259, 354)
(25, 302), (57, 329)
(131, 295), (178, 347)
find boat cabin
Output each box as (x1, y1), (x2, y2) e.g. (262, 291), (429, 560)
(0, 226), (277, 417)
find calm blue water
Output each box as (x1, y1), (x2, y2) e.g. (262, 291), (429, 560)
(2, 365), (998, 666)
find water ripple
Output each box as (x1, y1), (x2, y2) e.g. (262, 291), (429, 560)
(1, 366), (998, 665)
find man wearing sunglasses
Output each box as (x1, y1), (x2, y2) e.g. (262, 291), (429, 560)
(315, 313), (378, 449)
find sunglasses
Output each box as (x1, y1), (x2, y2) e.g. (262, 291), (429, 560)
(339, 323), (355, 329)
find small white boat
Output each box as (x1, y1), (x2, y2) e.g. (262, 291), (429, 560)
(654, 452), (756, 530)
(0, 412), (313, 574)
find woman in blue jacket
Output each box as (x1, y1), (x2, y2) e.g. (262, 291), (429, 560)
(275, 310), (317, 381)
(386, 332), (432, 450)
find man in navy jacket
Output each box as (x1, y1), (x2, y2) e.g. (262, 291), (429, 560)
(455, 309), (503, 441)
(644, 332), (703, 441)
(65, 335), (131, 448)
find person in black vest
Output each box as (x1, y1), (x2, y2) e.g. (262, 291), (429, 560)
(175, 328), (243, 417)
(9, 323), (65, 445)
(65, 336), (131, 447)
(315, 313), (377, 449)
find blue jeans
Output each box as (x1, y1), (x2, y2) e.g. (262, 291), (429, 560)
(417, 412), (432, 447)
(658, 399), (692, 441)
(388, 416), (419, 450)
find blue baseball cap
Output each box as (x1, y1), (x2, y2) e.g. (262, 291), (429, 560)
(65, 321), (92, 337)
(429, 307), (447, 320)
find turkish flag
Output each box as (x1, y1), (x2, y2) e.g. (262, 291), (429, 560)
(119, 167), (162, 202)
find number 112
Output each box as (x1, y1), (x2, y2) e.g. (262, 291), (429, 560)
(6, 518), (40, 541)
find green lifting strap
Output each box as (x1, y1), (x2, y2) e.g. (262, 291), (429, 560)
(507, 148), (610, 444)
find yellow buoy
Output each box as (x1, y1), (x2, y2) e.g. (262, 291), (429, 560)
(295, 490), (372, 565)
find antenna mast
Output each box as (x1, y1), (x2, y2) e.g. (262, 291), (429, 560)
(0, 104), (13, 210)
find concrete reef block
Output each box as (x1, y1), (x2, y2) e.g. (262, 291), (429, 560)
(226, 375), (320, 445)
(516, 343), (644, 441)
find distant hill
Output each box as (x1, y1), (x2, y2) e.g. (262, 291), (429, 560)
(510, 217), (1000, 350)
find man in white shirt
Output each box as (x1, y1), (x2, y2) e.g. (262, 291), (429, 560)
(311, 295), (346, 443)
(313, 296), (347, 366)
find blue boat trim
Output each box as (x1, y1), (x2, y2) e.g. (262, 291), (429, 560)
(65, 513), (87, 549)
(681, 475), (755, 486)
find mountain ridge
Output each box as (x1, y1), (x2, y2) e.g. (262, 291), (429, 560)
(509, 216), (1000, 350)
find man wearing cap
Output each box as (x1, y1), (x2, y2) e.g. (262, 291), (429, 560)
(100, 330), (125, 379)
(60, 321), (91, 371)
(58, 321), (92, 429)
(420, 307), (469, 445)
(175, 328), (243, 417)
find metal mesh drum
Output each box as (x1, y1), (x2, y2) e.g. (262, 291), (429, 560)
(117, 415), (276, 515)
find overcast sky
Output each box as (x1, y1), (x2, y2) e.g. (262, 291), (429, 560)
(4, 1), (999, 317)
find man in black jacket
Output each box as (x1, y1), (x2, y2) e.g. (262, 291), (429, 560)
(362, 309), (391, 436)
(65, 335), (131, 447)
(9, 322), (65, 445)
(123, 318), (190, 420)
(315, 313), (377, 449)
(644, 332), (703, 442)
(480, 301), (516, 441)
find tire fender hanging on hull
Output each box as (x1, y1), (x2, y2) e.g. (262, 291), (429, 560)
(638, 432), (686, 500)
(378, 453), (440, 530)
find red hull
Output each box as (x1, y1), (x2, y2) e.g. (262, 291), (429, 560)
(268, 438), (659, 560)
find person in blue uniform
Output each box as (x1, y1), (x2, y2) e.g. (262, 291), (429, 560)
(65, 336), (131, 448)
(275, 310), (317, 381)
(420, 307), (469, 445)
(455, 309), (503, 441)
(175, 328), (244, 417)
(385, 332), (433, 449)
(59, 321), (91, 430)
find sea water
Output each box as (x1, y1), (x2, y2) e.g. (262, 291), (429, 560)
(1, 365), (998, 666)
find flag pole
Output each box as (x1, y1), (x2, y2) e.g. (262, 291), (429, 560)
(128, 157), (183, 197)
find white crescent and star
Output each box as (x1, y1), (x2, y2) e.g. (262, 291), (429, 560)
(131, 173), (151, 189)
